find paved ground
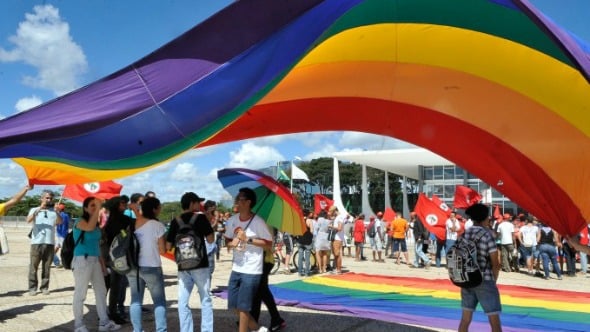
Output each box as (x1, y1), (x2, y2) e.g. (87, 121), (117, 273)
(1, 225), (587, 332)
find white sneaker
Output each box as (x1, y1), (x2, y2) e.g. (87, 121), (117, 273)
(253, 327), (269, 332)
(74, 326), (89, 332)
(98, 320), (121, 331)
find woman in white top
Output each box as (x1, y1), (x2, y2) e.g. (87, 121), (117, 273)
(127, 197), (167, 332)
(314, 210), (331, 273)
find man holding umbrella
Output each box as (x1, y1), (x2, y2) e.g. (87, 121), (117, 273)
(225, 187), (273, 332)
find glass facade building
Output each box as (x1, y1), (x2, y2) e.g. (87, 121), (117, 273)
(419, 165), (519, 215)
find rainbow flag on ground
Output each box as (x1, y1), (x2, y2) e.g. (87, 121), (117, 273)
(268, 273), (589, 332)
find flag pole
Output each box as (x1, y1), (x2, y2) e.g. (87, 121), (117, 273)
(290, 160), (294, 193)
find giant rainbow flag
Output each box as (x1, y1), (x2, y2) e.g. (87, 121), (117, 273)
(267, 273), (590, 332)
(0, 0), (589, 235)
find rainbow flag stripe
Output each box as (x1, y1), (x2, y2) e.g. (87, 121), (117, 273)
(269, 273), (589, 332)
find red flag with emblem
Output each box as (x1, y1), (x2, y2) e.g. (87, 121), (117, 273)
(314, 194), (334, 214)
(453, 185), (482, 209)
(414, 193), (447, 240)
(431, 195), (452, 216)
(62, 181), (123, 202)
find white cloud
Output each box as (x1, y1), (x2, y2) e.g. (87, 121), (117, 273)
(170, 162), (197, 181)
(15, 95), (43, 112)
(0, 4), (87, 96)
(228, 142), (284, 169)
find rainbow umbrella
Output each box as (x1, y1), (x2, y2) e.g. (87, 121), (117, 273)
(217, 168), (305, 235)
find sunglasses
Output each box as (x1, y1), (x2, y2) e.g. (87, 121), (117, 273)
(43, 211), (47, 218)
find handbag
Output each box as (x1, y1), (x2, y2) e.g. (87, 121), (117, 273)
(327, 228), (337, 242)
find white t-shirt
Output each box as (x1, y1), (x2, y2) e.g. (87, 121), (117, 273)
(520, 224), (538, 247)
(224, 214), (272, 275)
(464, 219), (474, 230)
(445, 218), (460, 241)
(374, 219), (383, 237)
(497, 221), (515, 245)
(135, 219), (165, 267)
(333, 214), (347, 241)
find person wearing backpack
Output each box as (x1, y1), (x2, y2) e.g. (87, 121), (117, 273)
(165, 192), (214, 332)
(72, 197), (121, 332)
(102, 196), (133, 325)
(127, 197), (167, 332)
(459, 203), (502, 332)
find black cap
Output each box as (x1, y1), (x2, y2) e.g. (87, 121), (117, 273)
(181, 192), (205, 208)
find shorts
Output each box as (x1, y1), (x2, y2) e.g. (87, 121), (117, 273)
(55, 236), (65, 248)
(461, 280), (502, 315)
(370, 237), (383, 251)
(522, 246), (534, 259)
(392, 238), (407, 252)
(227, 271), (261, 311)
(332, 240), (343, 256)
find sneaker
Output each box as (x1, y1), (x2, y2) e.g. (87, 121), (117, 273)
(108, 314), (127, 325)
(98, 320), (121, 331)
(253, 327), (268, 332)
(557, 276), (563, 280)
(29, 290), (37, 296)
(42, 289), (50, 295)
(270, 318), (286, 331)
(74, 326), (89, 332)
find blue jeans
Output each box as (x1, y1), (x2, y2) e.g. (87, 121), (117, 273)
(580, 250), (588, 274)
(538, 244), (562, 278)
(413, 240), (431, 267)
(127, 267), (167, 332)
(178, 268), (212, 332)
(435, 239), (446, 267)
(298, 243), (313, 275)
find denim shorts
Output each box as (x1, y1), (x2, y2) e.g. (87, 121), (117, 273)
(461, 280), (502, 315)
(392, 239), (407, 252)
(227, 271), (261, 311)
(522, 246), (534, 259)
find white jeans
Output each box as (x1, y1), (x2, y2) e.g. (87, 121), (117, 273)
(72, 256), (109, 328)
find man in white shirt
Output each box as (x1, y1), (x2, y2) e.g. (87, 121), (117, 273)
(519, 218), (539, 274)
(496, 215), (516, 272)
(445, 212), (461, 253)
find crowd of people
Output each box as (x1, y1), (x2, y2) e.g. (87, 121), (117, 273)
(2, 184), (589, 332)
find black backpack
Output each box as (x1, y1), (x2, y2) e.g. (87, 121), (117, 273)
(61, 230), (85, 270)
(446, 230), (487, 288)
(109, 224), (140, 275)
(174, 214), (204, 270)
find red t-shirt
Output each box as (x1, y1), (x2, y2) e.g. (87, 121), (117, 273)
(353, 219), (366, 243)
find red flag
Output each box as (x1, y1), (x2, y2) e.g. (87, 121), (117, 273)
(453, 185), (482, 209)
(62, 181), (123, 202)
(314, 194), (334, 214)
(414, 193), (447, 240)
(493, 204), (502, 221)
(382, 207), (396, 222)
(431, 195), (452, 216)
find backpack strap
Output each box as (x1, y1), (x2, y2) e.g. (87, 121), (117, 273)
(128, 220), (140, 290)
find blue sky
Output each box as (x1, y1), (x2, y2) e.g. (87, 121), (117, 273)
(0, 0), (588, 203)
